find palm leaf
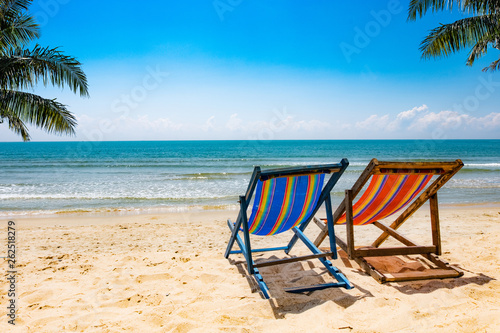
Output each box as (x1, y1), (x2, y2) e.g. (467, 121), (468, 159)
(409, 0), (500, 70)
(408, 0), (462, 20)
(419, 14), (500, 58)
(462, 0), (500, 15)
(0, 107), (29, 140)
(0, 0), (88, 141)
(0, 0), (39, 49)
(1, 0), (32, 14)
(482, 56), (500, 70)
(467, 30), (498, 64)
(0, 89), (76, 141)
(408, 0), (500, 20)
(0, 45), (89, 97)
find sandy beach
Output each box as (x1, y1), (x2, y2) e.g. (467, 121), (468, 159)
(2, 0), (500, 332)
(1, 204), (499, 332)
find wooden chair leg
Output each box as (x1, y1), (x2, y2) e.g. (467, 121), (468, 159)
(345, 189), (355, 259)
(429, 193), (441, 255)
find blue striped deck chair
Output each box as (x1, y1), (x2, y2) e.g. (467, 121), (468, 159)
(313, 159), (464, 283)
(224, 159), (353, 299)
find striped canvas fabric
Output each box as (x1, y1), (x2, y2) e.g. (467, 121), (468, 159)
(248, 174), (325, 236)
(336, 174), (432, 225)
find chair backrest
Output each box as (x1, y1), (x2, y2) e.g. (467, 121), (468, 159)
(244, 160), (348, 236)
(337, 173), (432, 225)
(335, 159), (463, 226)
(248, 173), (325, 235)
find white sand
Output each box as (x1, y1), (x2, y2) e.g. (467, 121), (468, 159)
(1, 205), (499, 332)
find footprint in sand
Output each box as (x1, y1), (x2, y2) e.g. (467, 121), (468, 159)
(135, 273), (173, 283)
(102, 294), (144, 308)
(21, 289), (54, 305)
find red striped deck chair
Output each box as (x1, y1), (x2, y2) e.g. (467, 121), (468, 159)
(224, 159), (353, 299)
(314, 159), (464, 283)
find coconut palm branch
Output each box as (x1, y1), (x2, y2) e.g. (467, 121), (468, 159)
(0, 0), (88, 141)
(0, 45), (89, 96)
(0, 89), (76, 141)
(0, 107), (29, 140)
(408, 0), (500, 71)
(0, 0), (39, 49)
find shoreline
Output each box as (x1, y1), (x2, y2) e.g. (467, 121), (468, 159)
(0, 204), (240, 220)
(1, 201), (498, 222)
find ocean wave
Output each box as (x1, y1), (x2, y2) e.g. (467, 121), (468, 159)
(257, 162), (361, 169)
(176, 172), (252, 180)
(0, 203), (241, 218)
(459, 168), (500, 173)
(461, 163), (500, 172)
(0, 194), (237, 200)
(465, 163), (500, 167)
(446, 184), (500, 189)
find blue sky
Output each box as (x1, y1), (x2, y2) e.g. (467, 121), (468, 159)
(1, 0), (500, 141)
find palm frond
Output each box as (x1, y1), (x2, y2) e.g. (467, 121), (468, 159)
(463, 0), (500, 15)
(419, 14), (500, 58)
(0, 89), (77, 139)
(465, 29), (499, 65)
(0, 45), (89, 97)
(0, 1), (88, 141)
(409, 0), (500, 20)
(0, 107), (29, 140)
(408, 0), (462, 20)
(0, 0), (32, 14)
(482, 56), (500, 70)
(0, 0), (39, 49)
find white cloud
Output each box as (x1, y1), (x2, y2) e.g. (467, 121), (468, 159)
(201, 116), (216, 131)
(471, 112), (500, 130)
(352, 104), (500, 137)
(357, 105), (429, 132)
(397, 104), (428, 120)
(226, 113), (243, 131)
(408, 111), (470, 131)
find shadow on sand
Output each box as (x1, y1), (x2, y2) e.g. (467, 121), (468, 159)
(229, 256), (374, 319)
(228, 252), (495, 319)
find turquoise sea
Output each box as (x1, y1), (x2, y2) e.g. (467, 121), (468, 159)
(0, 140), (499, 216)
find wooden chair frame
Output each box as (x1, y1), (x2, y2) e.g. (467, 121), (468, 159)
(225, 159), (353, 298)
(314, 158), (464, 283)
